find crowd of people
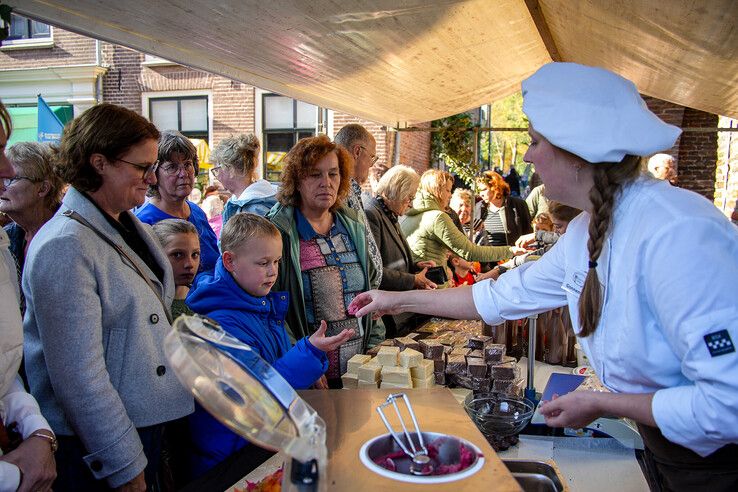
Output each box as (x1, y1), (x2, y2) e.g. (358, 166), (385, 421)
(1, 61), (737, 492)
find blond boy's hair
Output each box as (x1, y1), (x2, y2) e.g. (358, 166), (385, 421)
(220, 212), (280, 254)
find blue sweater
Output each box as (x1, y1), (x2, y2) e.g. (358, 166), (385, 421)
(185, 258), (328, 476)
(135, 200), (220, 275)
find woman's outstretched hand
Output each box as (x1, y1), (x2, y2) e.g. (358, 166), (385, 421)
(309, 320), (355, 352)
(348, 290), (401, 319)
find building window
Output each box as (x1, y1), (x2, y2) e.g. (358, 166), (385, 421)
(2, 14), (52, 49)
(263, 94), (318, 182)
(149, 96), (208, 140)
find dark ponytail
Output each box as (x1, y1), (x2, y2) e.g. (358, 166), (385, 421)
(578, 155), (642, 337)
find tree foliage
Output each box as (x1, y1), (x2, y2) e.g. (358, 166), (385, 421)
(430, 113), (479, 187)
(480, 92), (530, 174)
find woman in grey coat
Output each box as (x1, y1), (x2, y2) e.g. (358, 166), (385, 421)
(22, 104), (193, 491)
(364, 165), (436, 337)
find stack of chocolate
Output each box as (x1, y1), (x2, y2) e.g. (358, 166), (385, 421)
(421, 334), (522, 395)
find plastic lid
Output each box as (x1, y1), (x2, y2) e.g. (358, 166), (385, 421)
(164, 315), (325, 459)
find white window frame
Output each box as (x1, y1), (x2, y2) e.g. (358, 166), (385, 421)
(141, 90), (213, 149)
(1, 21), (53, 50)
(256, 89), (324, 182)
(141, 54), (178, 66)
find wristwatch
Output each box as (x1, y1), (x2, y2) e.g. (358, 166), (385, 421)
(30, 430), (58, 453)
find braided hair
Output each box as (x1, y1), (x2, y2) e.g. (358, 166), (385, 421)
(578, 154), (642, 337)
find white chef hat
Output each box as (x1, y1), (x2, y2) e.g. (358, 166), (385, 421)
(522, 62), (681, 163)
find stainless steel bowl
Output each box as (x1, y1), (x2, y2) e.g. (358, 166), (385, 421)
(464, 392), (534, 437)
(359, 431), (485, 484)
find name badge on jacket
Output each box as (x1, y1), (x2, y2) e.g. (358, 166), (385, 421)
(562, 270), (586, 297)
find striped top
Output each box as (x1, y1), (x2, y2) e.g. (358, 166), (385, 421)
(484, 204), (507, 246)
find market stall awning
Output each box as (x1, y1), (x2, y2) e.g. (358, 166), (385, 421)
(8, 0), (738, 124)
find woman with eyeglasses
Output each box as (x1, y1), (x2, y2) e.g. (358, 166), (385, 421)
(22, 103), (193, 491)
(0, 142), (65, 290)
(135, 130), (220, 275)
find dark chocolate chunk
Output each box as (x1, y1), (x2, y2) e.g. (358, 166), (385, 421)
(484, 344), (506, 364)
(419, 339), (445, 360)
(445, 354), (467, 375)
(490, 361), (517, 380)
(434, 372), (446, 385)
(467, 358), (488, 377)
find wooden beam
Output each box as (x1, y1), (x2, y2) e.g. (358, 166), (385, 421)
(524, 0), (562, 62)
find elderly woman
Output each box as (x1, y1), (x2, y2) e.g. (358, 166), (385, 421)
(135, 130), (219, 274)
(268, 134), (380, 388)
(401, 169), (517, 284)
(364, 165), (436, 337)
(477, 170), (532, 246)
(23, 104), (193, 491)
(0, 142), (64, 282)
(211, 134), (277, 225)
(449, 188), (489, 245)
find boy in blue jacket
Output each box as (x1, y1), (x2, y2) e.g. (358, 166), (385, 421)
(186, 213), (354, 477)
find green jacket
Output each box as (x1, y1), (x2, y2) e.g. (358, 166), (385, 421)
(400, 190), (513, 269)
(268, 203), (384, 350)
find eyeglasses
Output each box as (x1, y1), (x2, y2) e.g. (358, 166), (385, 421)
(117, 157), (159, 180)
(209, 165), (222, 178)
(2, 176), (38, 187)
(359, 145), (379, 165)
(160, 160), (196, 176)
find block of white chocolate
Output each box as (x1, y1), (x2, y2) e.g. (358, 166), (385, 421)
(380, 381), (412, 389)
(381, 365), (412, 386)
(346, 354), (372, 375)
(376, 346), (400, 366)
(399, 348), (423, 368)
(410, 359), (434, 379)
(358, 380), (379, 389)
(341, 373), (358, 389)
(358, 363), (382, 382)
(412, 374), (436, 389)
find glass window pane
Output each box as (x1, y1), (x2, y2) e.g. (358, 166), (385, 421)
(265, 132), (294, 153)
(296, 101), (317, 129)
(264, 96), (293, 129)
(298, 131), (314, 141)
(8, 15), (29, 40)
(31, 20), (51, 38)
(180, 98), (208, 132)
(150, 100), (179, 131)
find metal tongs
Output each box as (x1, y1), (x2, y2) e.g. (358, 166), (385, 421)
(376, 393), (432, 475)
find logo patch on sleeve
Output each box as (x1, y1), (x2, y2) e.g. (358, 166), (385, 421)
(704, 330), (735, 357)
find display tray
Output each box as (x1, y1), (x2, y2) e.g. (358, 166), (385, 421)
(295, 387), (521, 491)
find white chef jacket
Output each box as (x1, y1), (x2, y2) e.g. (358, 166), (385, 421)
(0, 228), (52, 491)
(472, 177), (738, 457)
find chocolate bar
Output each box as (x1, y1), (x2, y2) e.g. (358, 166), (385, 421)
(490, 361), (518, 380)
(433, 358), (446, 373)
(395, 336), (420, 352)
(467, 358), (488, 378)
(483, 344), (506, 364)
(467, 349), (484, 359)
(434, 372), (446, 385)
(445, 354), (467, 375)
(419, 339), (444, 360)
(470, 376), (492, 391)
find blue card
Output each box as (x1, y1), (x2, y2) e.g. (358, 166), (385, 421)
(541, 373), (586, 402)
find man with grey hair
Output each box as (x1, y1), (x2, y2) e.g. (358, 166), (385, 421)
(334, 123), (383, 287)
(647, 153), (677, 185)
